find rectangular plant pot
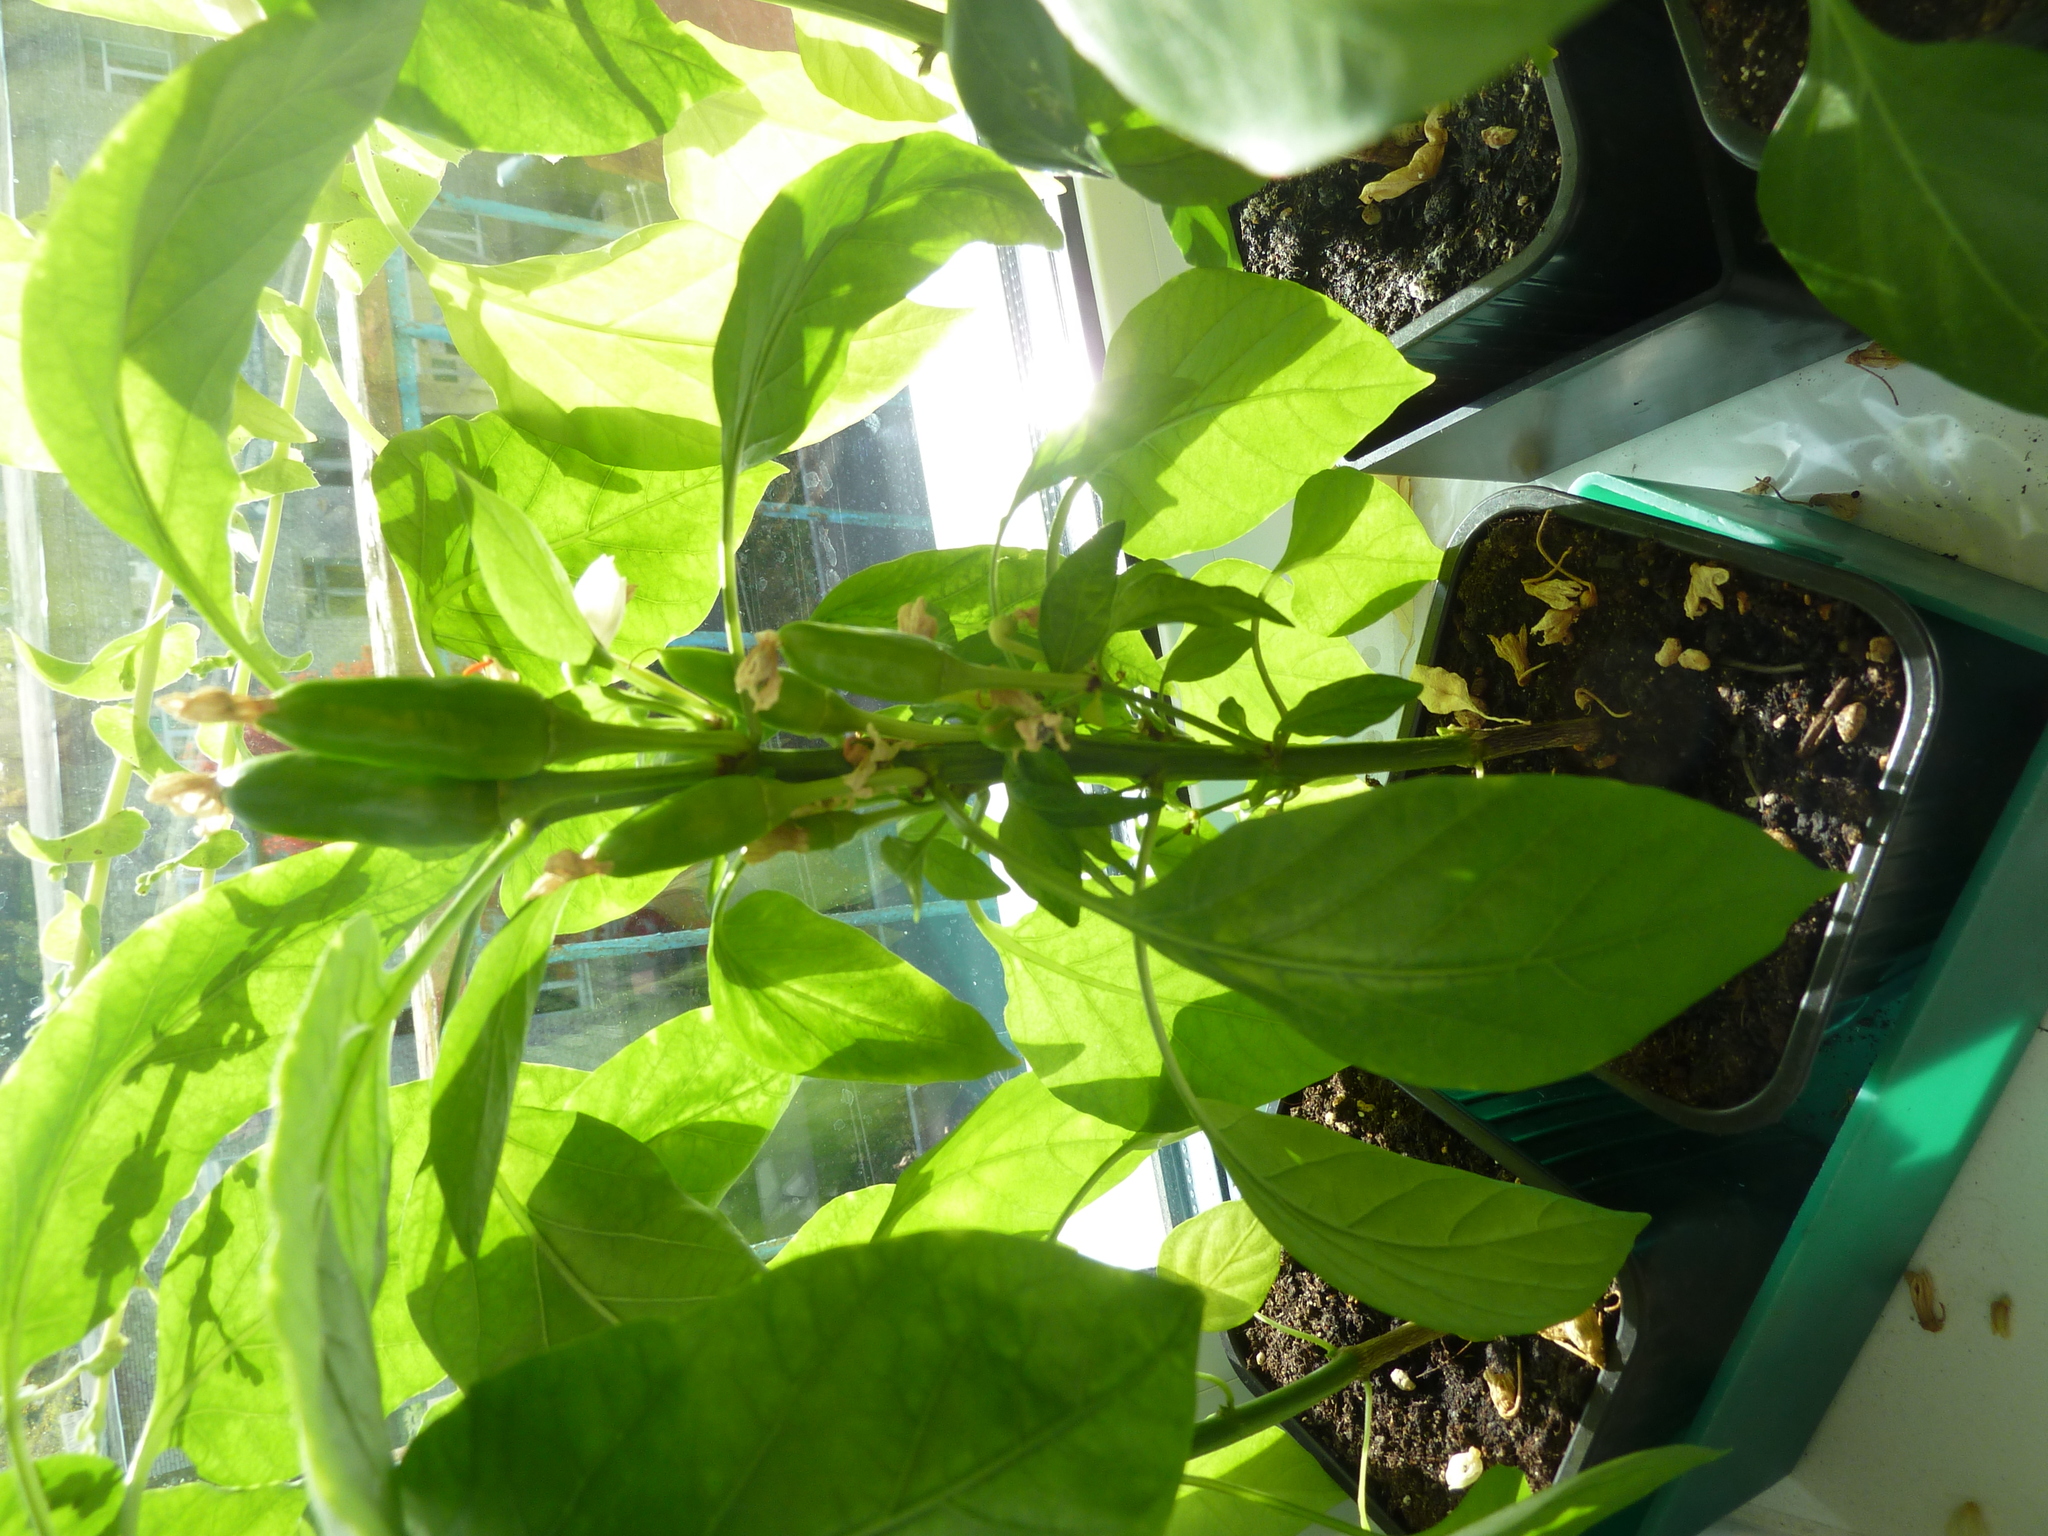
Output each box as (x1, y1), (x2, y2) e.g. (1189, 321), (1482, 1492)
(1661, 0), (1770, 169)
(1390, 480), (2048, 1534)
(1344, 0), (1732, 460)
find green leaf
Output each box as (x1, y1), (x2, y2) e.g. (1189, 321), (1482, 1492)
(1174, 559), (1367, 738)
(1431, 1467), (1529, 1533)
(1037, 0), (1603, 176)
(1169, 204), (1242, 269)
(1040, 519), (1126, 672)
(795, 15), (953, 124)
(232, 377), (314, 447)
(396, 1232), (1202, 1536)
(809, 544), (1045, 636)
(981, 906), (1340, 1134)
(402, 1105), (761, 1387)
(385, 0), (738, 155)
(321, 124), (451, 297)
(1156, 1200), (1280, 1331)
(377, 1079), (453, 1409)
(1161, 624), (1252, 686)
(1127, 775), (1846, 1090)
(1277, 469), (1439, 637)
(1112, 561), (1287, 633)
(1073, 61), (1264, 209)
(264, 915), (402, 1536)
(7, 807), (148, 867)
(561, 1005), (796, 1206)
(376, 414), (779, 684)
(0, 845), (467, 1384)
(129, 1484), (306, 1536)
(499, 807), (683, 934)
(716, 133), (1062, 474)
(0, 217), (55, 473)
(945, 0), (1114, 175)
(997, 799), (1085, 925)
(20, 0), (422, 685)
(11, 623), (199, 701)
(1432, 1445), (1720, 1536)
(136, 829), (248, 896)
(768, 1184), (893, 1267)
(922, 841), (1011, 901)
(1278, 675), (1421, 739)
(711, 890), (1016, 1081)
(431, 885), (572, 1257)
(1757, 0), (2048, 418)
(1169, 1427), (1337, 1536)
(238, 456), (318, 502)
(462, 470), (597, 666)
(37, 891), (93, 966)
(1062, 270), (1428, 559)
(875, 1071), (1160, 1240)
(1006, 748), (1160, 829)
(1203, 1100), (1642, 1339)
(21, 0), (255, 38)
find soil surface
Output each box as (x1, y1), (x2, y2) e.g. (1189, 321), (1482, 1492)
(1232, 1069), (1615, 1532)
(1421, 509), (1903, 1108)
(1233, 63), (1562, 338)
(1689, 0), (2036, 133)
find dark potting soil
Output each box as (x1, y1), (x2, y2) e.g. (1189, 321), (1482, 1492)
(1688, 0), (2036, 133)
(1421, 510), (1903, 1108)
(1233, 1069), (1617, 1532)
(1233, 63), (1562, 338)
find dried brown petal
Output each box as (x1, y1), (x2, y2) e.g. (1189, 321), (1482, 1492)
(524, 848), (613, 899)
(1992, 1295), (2013, 1338)
(1483, 1358), (1521, 1420)
(1655, 638), (1683, 668)
(1808, 491), (1863, 520)
(1411, 666), (1525, 724)
(1767, 829), (1798, 851)
(1684, 564), (1730, 620)
(1538, 1306), (1608, 1369)
(1679, 649), (1711, 672)
(1389, 1368), (1417, 1391)
(1360, 107), (1447, 214)
(1480, 126), (1519, 148)
(1905, 1268), (1946, 1332)
(1488, 627), (1546, 686)
(1532, 606), (1578, 647)
(735, 630), (783, 711)
(1848, 341), (1905, 370)
(162, 687), (274, 725)
(146, 771), (228, 822)
(1524, 575), (1590, 611)
(896, 596), (938, 640)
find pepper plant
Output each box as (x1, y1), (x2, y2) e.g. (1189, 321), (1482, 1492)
(0, 3), (1846, 1535)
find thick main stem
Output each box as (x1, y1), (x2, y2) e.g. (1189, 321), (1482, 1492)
(1187, 1325), (1443, 1458)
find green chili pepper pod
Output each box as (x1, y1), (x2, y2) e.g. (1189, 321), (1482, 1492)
(763, 672), (868, 736)
(590, 772), (855, 878)
(779, 622), (1095, 703)
(224, 752), (504, 850)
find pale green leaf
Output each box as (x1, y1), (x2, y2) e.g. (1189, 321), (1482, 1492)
(11, 623), (199, 701)
(561, 1006), (796, 1207)
(1169, 1427), (1338, 1536)
(135, 829), (247, 896)
(1277, 675), (1421, 740)
(766, 1184), (892, 1268)
(1440, 1445), (1720, 1536)
(980, 906), (1339, 1134)
(1037, 0), (1603, 176)
(1164, 204), (1242, 270)
(715, 132), (1061, 473)
(710, 890), (1017, 1082)
(1125, 775), (1846, 1090)
(264, 915), (401, 1535)
(20, 0), (422, 684)
(37, 891), (92, 966)
(1757, 0), (2048, 418)
(0, 217), (55, 473)
(0, 1460), (304, 1536)
(1277, 469), (1439, 637)
(396, 1233), (1202, 1536)
(1157, 1200), (1280, 1331)
(25, 0), (253, 35)
(876, 1071), (1160, 1240)
(1203, 1100), (1642, 1339)
(385, 0), (738, 156)
(8, 808), (148, 867)
(795, 15), (952, 124)
(945, 0), (1113, 175)
(808, 544), (1045, 636)
(0, 845), (467, 1380)
(1175, 559), (1368, 740)
(1111, 561), (1286, 633)
(1039, 519), (1125, 672)
(513, 1063), (587, 1111)
(1066, 270), (1428, 559)
(322, 124), (450, 296)
(463, 470), (597, 666)
(499, 806), (682, 933)
(238, 456), (317, 502)
(231, 377), (314, 447)
(376, 414), (779, 683)
(401, 1106), (761, 1387)
(430, 885), (572, 1256)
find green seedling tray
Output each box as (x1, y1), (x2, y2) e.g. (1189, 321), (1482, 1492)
(1570, 475), (2048, 1535)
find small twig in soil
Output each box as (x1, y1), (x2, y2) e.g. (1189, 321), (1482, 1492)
(1797, 677), (1854, 758)
(1719, 657), (1811, 675)
(1255, 1312), (1341, 1357)
(1572, 687), (1630, 719)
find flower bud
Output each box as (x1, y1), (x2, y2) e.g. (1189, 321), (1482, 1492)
(573, 555), (629, 650)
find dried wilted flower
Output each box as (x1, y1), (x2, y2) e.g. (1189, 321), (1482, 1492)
(1524, 574), (1595, 611)
(1444, 1449), (1485, 1491)
(1389, 1368), (1417, 1391)
(744, 822), (811, 864)
(525, 848), (611, 900)
(163, 687), (273, 725)
(1679, 649), (1711, 672)
(1360, 107), (1446, 222)
(1684, 564), (1730, 619)
(1480, 126), (1519, 148)
(1539, 1306), (1608, 1369)
(735, 630), (783, 711)
(1834, 700), (1868, 743)
(1848, 341), (1904, 370)
(1655, 638), (1683, 668)
(1410, 666), (1524, 723)
(1483, 1356), (1522, 1420)
(1905, 1268), (1946, 1332)
(147, 771), (227, 821)
(1992, 1295), (2013, 1338)
(1488, 627), (1546, 686)
(1532, 606), (1578, 647)
(843, 728), (904, 794)
(896, 596), (938, 640)
(1808, 491), (1863, 520)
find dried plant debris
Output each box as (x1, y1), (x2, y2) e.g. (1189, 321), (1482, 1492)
(1572, 687), (1629, 720)
(1532, 606), (1578, 647)
(1848, 341), (1905, 370)
(1807, 491), (1863, 520)
(1991, 1295), (2013, 1337)
(1389, 1367), (1418, 1391)
(1684, 564), (1731, 620)
(1483, 1351), (1523, 1420)
(1538, 1303), (1610, 1369)
(1798, 679), (1855, 758)
(1360, 107), (1447, 223)
(1655, 637), (1683, 668)
(1679, 649), (1711, 672)
(1480, 125), (1520, 148)
(1410, 666), (1525, 722)
(1833, 700), (1868, 744)
(1905, 1268), (1947, 1332)
(1445, 1449), (1486, 1490)
(1489, 627), (1545, 685)
(1867, 636), (1895, 663)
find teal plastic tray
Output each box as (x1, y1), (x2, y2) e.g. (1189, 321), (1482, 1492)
(1570, 476), (2048, 1534)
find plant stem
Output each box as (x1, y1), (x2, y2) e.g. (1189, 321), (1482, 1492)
(381, 826), (535, 1021)
(1248, 619), (1288, 720)
(115, 1397), (167, 1536)
(356, 138), (439, 273)
(5, 1370), (57, 1536)
(777, 0), (944, 50)
(1186, 1324), (1443, 1459)
(1043, 478), (1083, 581)
(718, 461), (745, 657)
(442, 900), (484, 1013)
(1178, 1476), (1374, 1536)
